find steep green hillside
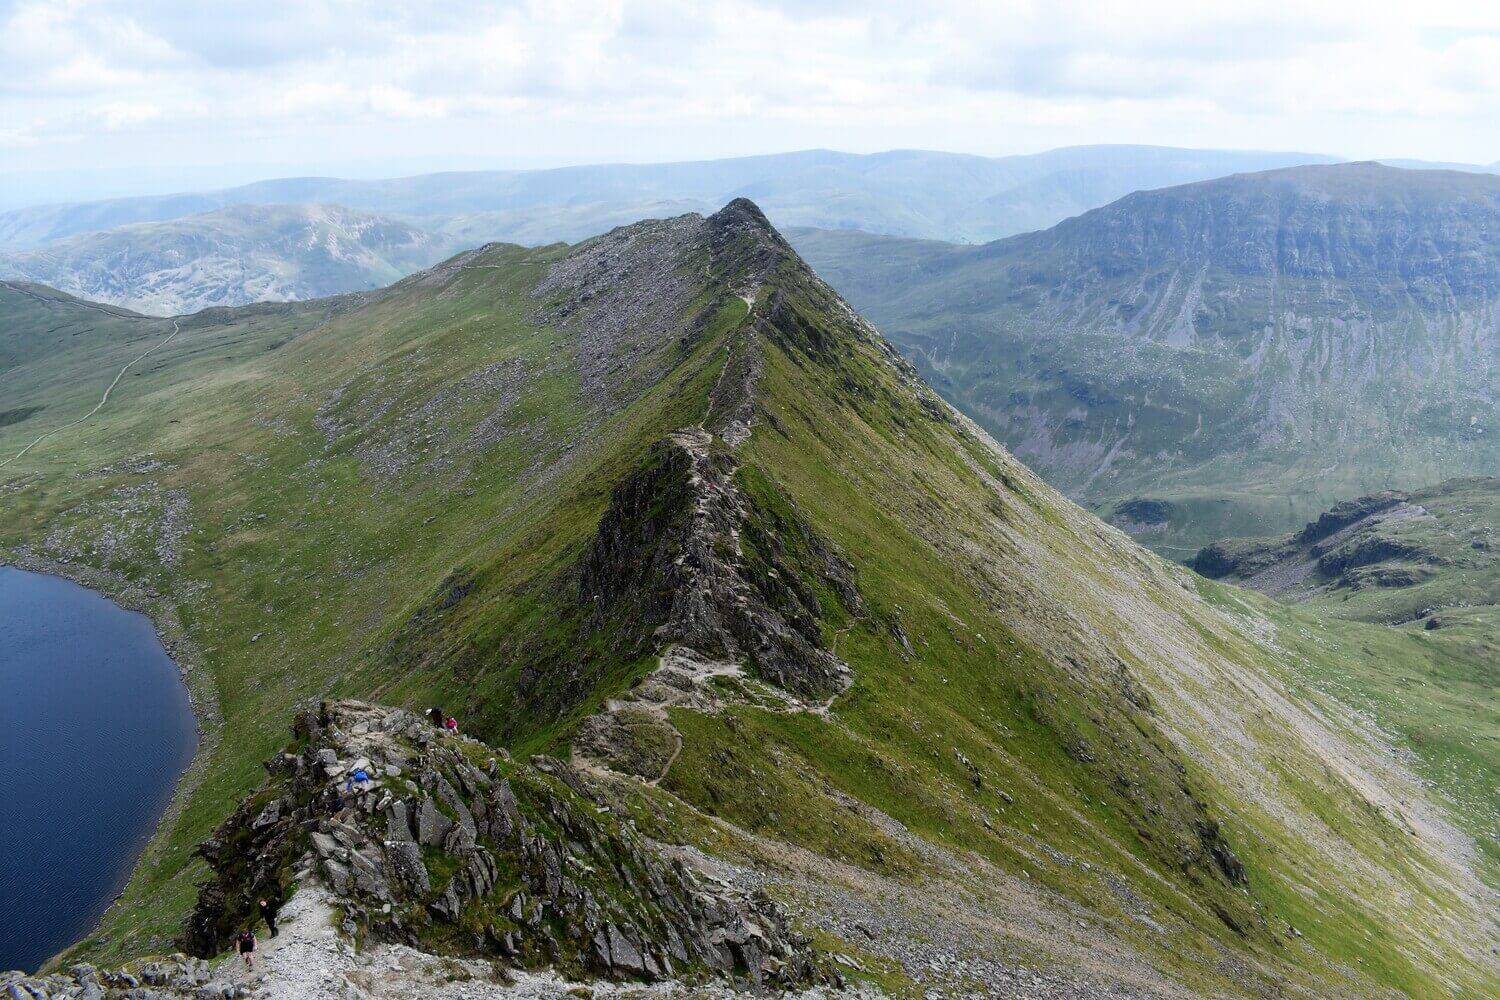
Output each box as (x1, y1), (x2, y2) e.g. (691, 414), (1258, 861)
(791, 163), (1500, 555)
(1192, 480), (1499, 877)
(1, 205), (1493, 997)
(0, 280), (154, 375)
(0, 205), (462, 316)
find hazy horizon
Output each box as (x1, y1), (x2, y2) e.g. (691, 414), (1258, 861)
(4, 141), (1499, 214)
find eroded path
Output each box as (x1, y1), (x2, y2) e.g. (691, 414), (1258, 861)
(0, 318), (181, 469)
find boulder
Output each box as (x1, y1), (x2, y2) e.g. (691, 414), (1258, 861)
(415, 799), (454, 847)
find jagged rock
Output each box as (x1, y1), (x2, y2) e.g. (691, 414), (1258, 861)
(384, 800), (416, 843)
(4, 956), (224, 1000)
(249, 800), (283, 830)
(415, 799), (453, 847)
(575, 433), (858, 702)
(322, 859), (352, 895)
(604, 924), (646, 976)
(386, 840), (431, 895)
(180, 701), (834, 989)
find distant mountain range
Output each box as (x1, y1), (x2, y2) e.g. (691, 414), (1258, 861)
(0, 145), (1374, 316)
(0, 205), (465, 316)
(791, 162), (1500, 552)
(0, 145), (1353, 251)
(7, 145), (1496, 319)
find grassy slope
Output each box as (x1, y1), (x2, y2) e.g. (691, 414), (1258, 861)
(0, 282), (166, 394)
(653, 255), (1492, 997)
(0, 215), (1493, 996)
(1193, 479), (1500, 886)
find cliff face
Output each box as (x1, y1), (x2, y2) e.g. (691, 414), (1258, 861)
(1029, 162), (1500, 298)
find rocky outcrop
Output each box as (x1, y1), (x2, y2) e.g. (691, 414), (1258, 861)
(1315, 534), (1432, 577)
(182, 701), (834, 991)
(577, 430), (856, 700)
(2, 955), (224, 1000)
(1192, 487), (1445, 598)
(1297, 491), (1409, 545)
(1187, 543), (1240, 579)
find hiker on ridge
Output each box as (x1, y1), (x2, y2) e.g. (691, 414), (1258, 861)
(235, 929), (257, 971)
(258, 897), (279, 938)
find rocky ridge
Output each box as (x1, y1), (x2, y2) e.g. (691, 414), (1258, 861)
(569, 207), (874, 775)
(177, 701), (833, 992)
(7, 197), (1494, 998)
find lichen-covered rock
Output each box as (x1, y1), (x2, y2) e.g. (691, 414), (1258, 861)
(181, 701), (834, 990)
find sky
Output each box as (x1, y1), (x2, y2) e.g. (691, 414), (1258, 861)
(3, 0), (1500, 206)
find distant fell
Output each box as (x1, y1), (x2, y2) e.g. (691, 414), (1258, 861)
(0, 204), (465, 315)
(791, 162), (1500, 553)
(1193, 477), (1500, 627)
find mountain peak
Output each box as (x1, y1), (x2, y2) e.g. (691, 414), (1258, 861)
(709, 196), (774, 231)
(704, 197), (790, 263)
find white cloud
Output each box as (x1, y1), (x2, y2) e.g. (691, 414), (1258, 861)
(2, 0), (1499, 191)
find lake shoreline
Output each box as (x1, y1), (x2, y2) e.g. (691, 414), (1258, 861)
(0, 549), (220, 972)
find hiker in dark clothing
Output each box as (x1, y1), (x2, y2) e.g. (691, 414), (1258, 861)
(428, 707), (444, 728)
(258, 897), (279, 937)
(236, 929), (257, 970)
